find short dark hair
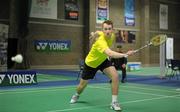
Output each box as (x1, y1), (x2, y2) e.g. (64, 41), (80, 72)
(102, 20), (113, 28)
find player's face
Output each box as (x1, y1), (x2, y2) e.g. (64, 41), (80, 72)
(102, 23), (113, 37)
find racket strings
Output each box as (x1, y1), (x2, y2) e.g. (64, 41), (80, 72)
(151, 34), (167, 46)
(133, 34), (167, 53)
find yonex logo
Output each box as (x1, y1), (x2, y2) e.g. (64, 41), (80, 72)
(49, 43), (68, 50)
(36, 42), (48, 50)
(7, 74), (36, 84)
(35, 40), (71, 52)
(0, 75), (5, 84)
(0, 71), (37, 86)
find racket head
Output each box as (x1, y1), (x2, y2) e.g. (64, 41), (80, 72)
(150, 34), (167, 46)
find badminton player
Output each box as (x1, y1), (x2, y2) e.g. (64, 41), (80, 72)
(70, 20), (134, 111)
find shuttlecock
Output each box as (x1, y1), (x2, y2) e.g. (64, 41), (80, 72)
(11, 54), (23, 63)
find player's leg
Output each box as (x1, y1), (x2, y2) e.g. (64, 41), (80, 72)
(76, 78), (88, 94)
(70, 79), (88, 103)
(103, 66), (119, 95)
(70, 63), (97, 104)
(103, 66), (122, 111)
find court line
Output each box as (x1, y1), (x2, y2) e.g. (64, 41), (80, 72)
(47, 94), (180, 112)
(89, 86), (180, 98)
(0, 83), (179, 95)
(47, 85), (180, 112)
(1, 83), (179, 112)
(0, 86), (76, 94)
(122, 84), (180, 93)
(38, 74), (74, 82)
(89, 83), (180, 94)
(39, 78), (72, 82)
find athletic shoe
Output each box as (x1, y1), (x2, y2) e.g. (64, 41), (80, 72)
(70, 94), (79, 104)
(110, 101), (122, 111)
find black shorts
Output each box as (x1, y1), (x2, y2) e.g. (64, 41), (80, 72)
(81, 59), (113, 80)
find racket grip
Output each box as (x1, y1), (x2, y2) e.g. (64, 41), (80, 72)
(124, 54), (128, 58)
(134, 50), (138, 53)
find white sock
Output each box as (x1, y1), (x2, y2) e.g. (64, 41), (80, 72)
(75, 92), (79, 96)
(112, 95), (118, 103)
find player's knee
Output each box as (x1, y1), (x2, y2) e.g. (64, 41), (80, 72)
(112, 73), (119, 80)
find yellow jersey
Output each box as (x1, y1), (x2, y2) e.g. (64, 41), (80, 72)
(85, 31), (115, 68)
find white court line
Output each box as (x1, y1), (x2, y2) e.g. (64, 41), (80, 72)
(0, 83), (179, 95)
(89, 86), (180, 98)
(47, 85), (180, 112)
(125, 85), (180, 93)
(39, 78), (71, 82)
(47, 94), (180, 112)
(1, 83), (180, 112)
(38, 74), (71, 82)
(0, 86), (76, 94)
(89, 83), (180, 94)
(89, 86), (167, 97)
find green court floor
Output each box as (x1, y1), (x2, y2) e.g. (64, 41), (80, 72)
(34, 67), (162, 83)
(0, 83), (180, 112)
(36, 67), (161, 83)
(37, 74), (76, 82)
(127, 67), (161, 76)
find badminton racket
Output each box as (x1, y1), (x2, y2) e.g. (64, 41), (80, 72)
(125, 34), (167, 57)
(134, 34), (167, 53)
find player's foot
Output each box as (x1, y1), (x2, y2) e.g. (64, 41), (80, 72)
(110, 101), (122, 111)
(70, 94), (79, 104)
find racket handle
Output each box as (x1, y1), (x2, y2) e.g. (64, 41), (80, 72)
(124, 50), (137, 58)
(134, 50), (138, 53)
(124, 54), (128, 58)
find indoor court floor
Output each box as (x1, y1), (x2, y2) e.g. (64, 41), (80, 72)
(0, 67), (180, 112)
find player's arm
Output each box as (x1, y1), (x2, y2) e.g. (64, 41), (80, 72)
(104, 48), (134, 58)
(89, 31), (101, 47)
(89, 31), (102, 41)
